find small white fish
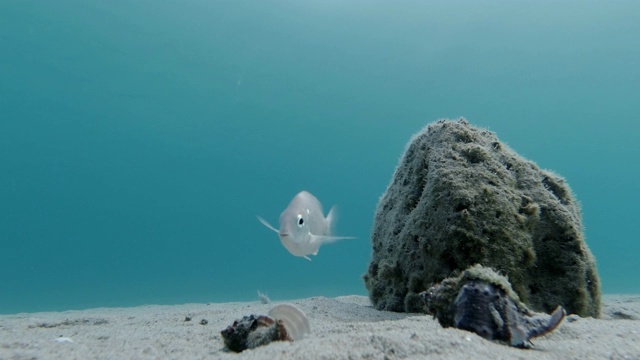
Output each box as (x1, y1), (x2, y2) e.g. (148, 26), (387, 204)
(257, 191), (354, 260)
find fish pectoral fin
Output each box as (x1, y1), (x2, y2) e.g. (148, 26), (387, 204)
(257, 216), (279, 234)
(310, 234), (356, 247)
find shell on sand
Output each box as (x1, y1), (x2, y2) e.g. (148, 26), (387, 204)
(268, 304), (311, 341)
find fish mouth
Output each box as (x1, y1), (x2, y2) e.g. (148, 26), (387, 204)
(279, 233), (289, 238)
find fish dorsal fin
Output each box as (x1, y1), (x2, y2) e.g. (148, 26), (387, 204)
(326, 206), (337, 234)
(322, 205), (356, 243)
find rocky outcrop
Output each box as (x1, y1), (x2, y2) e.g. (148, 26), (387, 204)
(363, 119), (601, 317)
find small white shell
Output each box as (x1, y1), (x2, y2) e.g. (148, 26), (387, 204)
(54, 337), (74, 343)
(267, 303), (311, 341)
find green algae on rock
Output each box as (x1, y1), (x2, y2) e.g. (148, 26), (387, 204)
(363, 119), (601, 317)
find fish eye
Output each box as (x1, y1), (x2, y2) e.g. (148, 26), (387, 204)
(296, 214), (304, 227)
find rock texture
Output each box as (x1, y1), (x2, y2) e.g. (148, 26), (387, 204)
(363, 119), (601, 317)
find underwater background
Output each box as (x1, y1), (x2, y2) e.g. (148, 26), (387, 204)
(1, 0), (638, 314)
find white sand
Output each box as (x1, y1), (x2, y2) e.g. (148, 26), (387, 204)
(1, 295), (639, 360)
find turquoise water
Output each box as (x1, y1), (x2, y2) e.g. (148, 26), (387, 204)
(1, 1), (638, 314)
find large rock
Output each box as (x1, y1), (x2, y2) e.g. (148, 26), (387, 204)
(363, 119), (601, 317)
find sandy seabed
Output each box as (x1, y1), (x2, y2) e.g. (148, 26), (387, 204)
(1, 295), (639, 360)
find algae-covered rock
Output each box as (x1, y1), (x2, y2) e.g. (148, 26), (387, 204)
(363, 119), (601, 317)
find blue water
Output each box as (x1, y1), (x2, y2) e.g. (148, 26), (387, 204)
(1, 1), (638, 314)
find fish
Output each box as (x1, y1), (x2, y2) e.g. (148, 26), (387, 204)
(257, 191), (355, 260)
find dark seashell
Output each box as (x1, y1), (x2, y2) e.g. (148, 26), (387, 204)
(453, 280), (565, 348)
(221, 314), (288, 352)
(453, 281), (510, 341)
(221, 303), (310, 352)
